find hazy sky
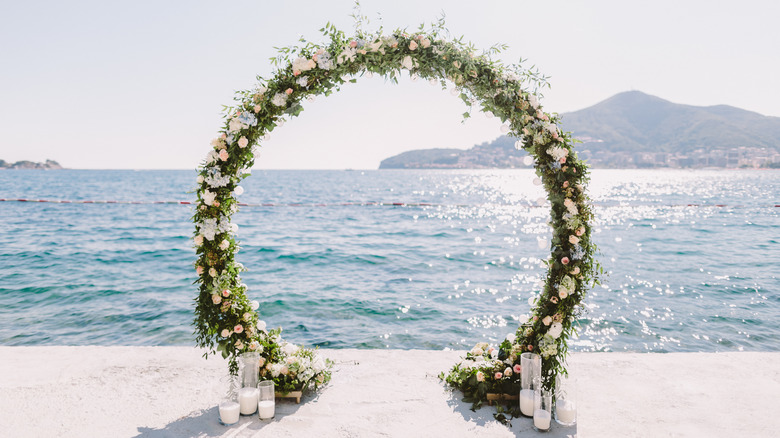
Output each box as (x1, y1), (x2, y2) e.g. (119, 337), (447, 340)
(1, 0), (778, 169)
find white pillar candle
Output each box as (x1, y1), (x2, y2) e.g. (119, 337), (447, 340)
(534, 408), (551, 430)
(258, 399), (275, 419)
(238, 387), (259, 415)
(519, 389), (535, 416)
(218, 401), (240, 425)
(556, 399), (577, 424)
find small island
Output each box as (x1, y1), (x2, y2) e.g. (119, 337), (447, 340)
(0, 159), (63, 169)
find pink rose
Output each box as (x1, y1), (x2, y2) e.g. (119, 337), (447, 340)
(196, 266), (204, 275)
(349, 40), (357, 48)
(550, 296), (559, 304)
(476, 371), (485, 382)
(561, 257), (570, 265)
(527, 345), (534, 351)
(253, 105), (261, 113)
(409, 40), (418, 50)
(495, 372), (503, 380)
(542, 316), (552, 326)
(238, 137), (249, 148)
(222, 289), (230, 297)
(218, 149), (229, 161)
(212, 294), (221, 305)
(560, 157), (567, 164)
(258, 357), (265, 367)
(559, 290), (569, 299)
(234, 324), (243, 334)
(513, 364), (522, 374)
(285, 88), (293, 95)
(562, 181), (569, 188)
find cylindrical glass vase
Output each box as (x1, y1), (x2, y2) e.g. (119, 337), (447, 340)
(257, 380), (275, 420)
(533, 389), (553, 432)
(519, 352), (541, 417)
(217, 374), (240, 426)
(555, 373), (577, 426)
(238, 352), (260, 415)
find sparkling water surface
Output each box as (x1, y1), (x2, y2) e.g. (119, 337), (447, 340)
(0, 169), (777, 352)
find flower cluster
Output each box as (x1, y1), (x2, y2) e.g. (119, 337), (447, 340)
(192, 18), (599, 393)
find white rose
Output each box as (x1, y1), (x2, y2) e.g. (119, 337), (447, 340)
(257, 320), (267, 332)
(528, 94), (540, 109)
(237, 137), (248, 148)
(251, 301), (260, 310)
(400, 55), (415, 70)
(219, 240), (229, 251)
(549, 322), (563, 339)
(201, 190), (216, 206)
(193, 235), (203, 246)
(271, 93), (288, 107)
(234, 186), (244, 196)
(220, 329), (230, 338)
(208, 267), (217, 277)
(505, 333), (516, 343)
(196, 175), (204, 184)
(282, 343), (299, 356)
(569, 235), (579, 244)
(542, 316), (552, 326)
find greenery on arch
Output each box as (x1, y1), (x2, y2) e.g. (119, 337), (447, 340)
(191, 16), (601, 401)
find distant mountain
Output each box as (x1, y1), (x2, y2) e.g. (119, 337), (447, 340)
(0, 159), (63, 169)
(379, 91), (780, 169)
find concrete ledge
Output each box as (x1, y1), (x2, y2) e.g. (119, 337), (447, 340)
(0, 347), (777, 437)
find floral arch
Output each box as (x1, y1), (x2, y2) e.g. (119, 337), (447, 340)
(192, 21), (599, 396)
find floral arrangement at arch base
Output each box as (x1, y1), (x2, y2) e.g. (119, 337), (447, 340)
(192, 13), (600, 401)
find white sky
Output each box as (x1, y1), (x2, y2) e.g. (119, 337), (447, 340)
(1, 0), (778, 169)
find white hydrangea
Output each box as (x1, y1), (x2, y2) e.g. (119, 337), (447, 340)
(204, 168), (230, 188)
(199, 218), (218, 240)
(282, 342), (299, 356)
(296, 76), (309, 87)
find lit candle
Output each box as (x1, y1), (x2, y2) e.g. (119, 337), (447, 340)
(238, 387), (259, 415)
(218, 401), (240, 425)
(556, 399), (577, 424)
(258, 399), (275, 419)
(534, 408), (551, 430)
(519, 389), (535, 416)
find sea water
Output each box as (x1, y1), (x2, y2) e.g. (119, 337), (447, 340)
(0, 169), (777, 352)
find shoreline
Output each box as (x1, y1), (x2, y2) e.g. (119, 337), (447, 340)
(1, 347), (778, 437)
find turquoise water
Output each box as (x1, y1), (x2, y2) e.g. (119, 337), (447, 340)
(0, 169), (778, 352)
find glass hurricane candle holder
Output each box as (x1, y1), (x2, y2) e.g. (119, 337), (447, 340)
(555, 373), (577, 426)
(218, 374), (240, 426)
(257, 380), (275, 420)
(238, 352), (260, 415)
(519, 352), (541, 417)
(533, 389), (553, 432)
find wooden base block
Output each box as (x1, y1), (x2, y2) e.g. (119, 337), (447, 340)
(275, 391), (303, 404)
(486, 393), (519, 406)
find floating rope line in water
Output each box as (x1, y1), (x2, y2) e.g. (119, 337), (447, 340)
(1, 198), (778, 208)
